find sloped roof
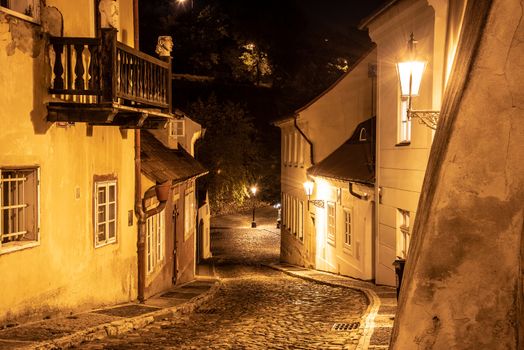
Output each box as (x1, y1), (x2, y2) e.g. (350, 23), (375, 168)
(307, 117), (375, 185)
(141, 131), (208, 184)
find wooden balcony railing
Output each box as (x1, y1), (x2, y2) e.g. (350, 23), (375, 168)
(49, 29), (172, 115)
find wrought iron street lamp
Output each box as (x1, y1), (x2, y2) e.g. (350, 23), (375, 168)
(251, 186), (257, 228)
(396, 33), (440, 130)
(303, 180), (324, 210)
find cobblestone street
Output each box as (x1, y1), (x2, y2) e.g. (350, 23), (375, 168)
(75, 221), (370, 349)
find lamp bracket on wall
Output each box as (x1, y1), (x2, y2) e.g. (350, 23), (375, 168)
(308, 199), (325, 209)
(408, 109), (440, 130)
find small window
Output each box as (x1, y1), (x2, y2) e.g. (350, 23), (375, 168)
(0, 0), (40, 22)
(327, 202), (336, 246)
(397, 209), (410, 258)
(170, 119), (185, 137)
(298, 201), (304, 241)
(398, 97), (411, 144)
(94, 180), (117, 247)
(146, 210), (165, 274)
(184, 182), (195, 240)
(344, 209), (352, 247)
(359, 128), (367, 141)
(0, 168), (39, 251)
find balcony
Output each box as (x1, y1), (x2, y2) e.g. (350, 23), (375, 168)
(47, 29), (172, 129)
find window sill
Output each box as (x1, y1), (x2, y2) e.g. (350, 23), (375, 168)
(395, 141), (411, 147)
(0, 240), (40, 255)
(95, 240), (117, 249)
(343, 245), (353, 256)
(0, 7), (40, 25)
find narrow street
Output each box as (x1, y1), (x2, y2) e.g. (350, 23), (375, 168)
(77, 208), (369, 349)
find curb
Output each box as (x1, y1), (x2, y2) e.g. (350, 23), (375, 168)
(25, 280), (222, 350)
(265, 264), (383, 350)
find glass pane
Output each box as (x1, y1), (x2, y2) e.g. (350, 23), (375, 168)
(108, 221), (115, 238)
(98, 208), (106, 223)
(98, 224), (106, 242)
(109, 203), (115, 220)
(109, 184), (116, 202)
(98, 187), (106, 204)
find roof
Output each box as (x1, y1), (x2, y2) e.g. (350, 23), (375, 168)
(307, 117), (375, 185)
(141, 131), (208, 184)
(358, 0), (401, 30)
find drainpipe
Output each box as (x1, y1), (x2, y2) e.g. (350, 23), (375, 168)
(293, 115), (314, 165)
(132, 0), (146, 303)
(349, 182), (369, 201)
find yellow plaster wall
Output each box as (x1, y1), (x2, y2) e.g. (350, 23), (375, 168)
(0, 0), (138, 324)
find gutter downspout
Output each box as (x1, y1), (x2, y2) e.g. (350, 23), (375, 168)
(349, 182), (369, 201)
(293, 115), (314, 165)
(133, 0), (146, 303)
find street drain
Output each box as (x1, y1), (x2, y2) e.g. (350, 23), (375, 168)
(332, 322), (360, 331)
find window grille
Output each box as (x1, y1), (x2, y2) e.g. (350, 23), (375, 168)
(397, 209), (410, 258)
(399, 98), (411, 143)
(94, 180), (117, 247)
(146, 210), (165, 274)
(170, 119), (185, 137)
(0, 168), (39, 247)
(344, 209), (352, 247)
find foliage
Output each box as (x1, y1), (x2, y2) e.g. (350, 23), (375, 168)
(189, 95), (278, 213)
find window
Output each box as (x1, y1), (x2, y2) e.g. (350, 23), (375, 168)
(297, 135), (304, 166)
(170, 119), (185, 137)
(0, 168), (39, 250)
(292, 197), (297, 235)
(184, 183), (195, 240)
(298, 201), (304, 241)
(290, 131), (296, 166)
(146, 210), (165, 274)
(344, 209), (352, 247)
(0, 0), (40, 21)
(399, 97), (411, 143)
(94, 180), (117, 247)
(397, 209), (410, 258)
(327, 202), (336, 245)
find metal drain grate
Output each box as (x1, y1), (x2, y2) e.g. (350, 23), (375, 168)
(332, 322), (360, 331)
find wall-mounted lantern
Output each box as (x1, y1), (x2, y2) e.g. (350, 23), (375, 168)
(303, 180), (324, 209)
(396, 33), (440, 130)
(251, 186), (258, 228)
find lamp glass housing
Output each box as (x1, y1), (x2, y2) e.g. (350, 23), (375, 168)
(396, 60), (426, 97)
(303, 181), (314, 197)
(250, 186), (257, 196)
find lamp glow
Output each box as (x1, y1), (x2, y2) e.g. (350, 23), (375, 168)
(397, 60), (426, 97)
(303, 181), (314, 197)
(250, 186), (257, 196)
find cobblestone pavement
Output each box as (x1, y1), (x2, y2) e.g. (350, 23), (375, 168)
(74, 228), (369, 349)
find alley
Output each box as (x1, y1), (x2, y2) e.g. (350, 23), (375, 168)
(76, 210), (369, 349)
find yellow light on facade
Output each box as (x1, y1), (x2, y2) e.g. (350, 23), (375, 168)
(396, 33), (427, 97)
(303, 181), (314, 197)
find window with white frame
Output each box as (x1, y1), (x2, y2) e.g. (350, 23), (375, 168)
(397, 209), (410, 258)
(0, 0), (40, 21)
(94, 179), (117, 247)
(170, 119), (185, 137)
(0, 168), (39, 250)
(292, 197), (297, 235)
(184, 183), (195, 240)
(399, 97), (411, 143)
(344, 208), (352, 248)
(146, 210), (165, 274)
(327, 201), (336, 245)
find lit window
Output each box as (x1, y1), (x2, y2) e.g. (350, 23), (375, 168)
(0, 0), (40, 21)
(95, 180), (117, 247)
(344, 209), (352, 247)
(184, 182), (195, 240)
(397, 209), (410, 258)
(0, 168), (39, 250)
(327, 202), (336, 245)
(146, 210), (165, 274)
(170, 119), (185, 137)
(399, 97), (411, 143)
